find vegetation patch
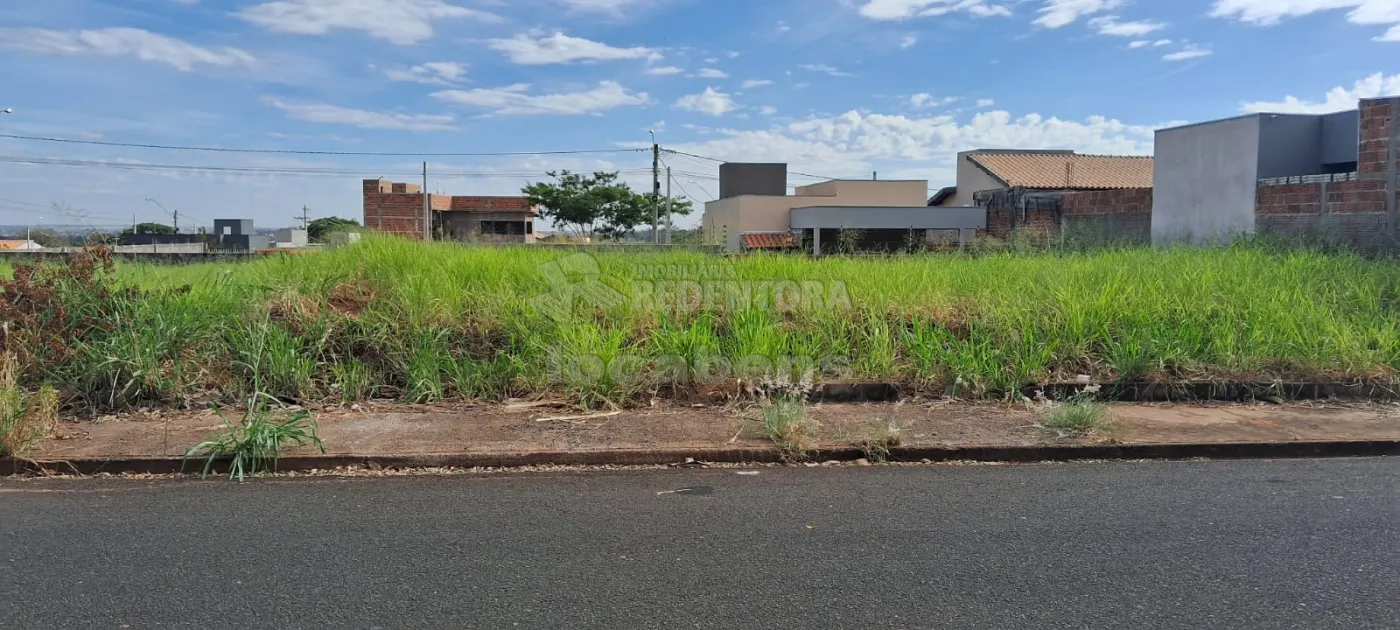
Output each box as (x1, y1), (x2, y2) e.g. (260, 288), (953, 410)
(184, 394), (325, 481)
(3, 238), (1400, 414)
(1039, 395), (1113, 439)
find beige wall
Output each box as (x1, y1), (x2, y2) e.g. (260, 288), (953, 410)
(944, 152), (1005, 206)
(702, 179), (932, 250)
(795, 180), (929, 206)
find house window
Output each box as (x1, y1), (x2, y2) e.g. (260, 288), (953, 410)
(526, 221), (533, 235)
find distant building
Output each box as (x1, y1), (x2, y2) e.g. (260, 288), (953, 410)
(116, 233), (208, 253)
(1152, 98), (1390, 249)
(212, 219), (270, 252)
(361, 180), (539, 244)
(273, 229), (309, 249)
(702, 163), (984, 254)
(0, 239), (43, 251)
(929, 150), (1155, 242)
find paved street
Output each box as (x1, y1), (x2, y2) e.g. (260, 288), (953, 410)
(3, 458), (1398, 629)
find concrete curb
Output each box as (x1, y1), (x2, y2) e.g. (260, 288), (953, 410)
(5, 439), (1399, 476)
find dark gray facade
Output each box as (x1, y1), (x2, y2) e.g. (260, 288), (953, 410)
(117, 233), (205, 246)
(219, 234), (271, 252)
(719, 163), (787, 199)
(1321, 110), (1361, 167)
(1257, 112), (1360, 179)
(213, 219), (254, 237)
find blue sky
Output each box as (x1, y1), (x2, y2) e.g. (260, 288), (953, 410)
(0, 0), (1397, 231)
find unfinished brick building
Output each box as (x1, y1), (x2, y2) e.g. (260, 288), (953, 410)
(361, 179), (539, 243)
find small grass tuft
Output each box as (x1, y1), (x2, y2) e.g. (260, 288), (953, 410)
(858, 419), (904, 462)
(184, 393), (325, 481)
(761, 396), (815, 461)
(1039, 395), (1111, 439)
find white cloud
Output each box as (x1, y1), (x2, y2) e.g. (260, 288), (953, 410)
(382, 60), (467, 85)
(1128, 38), (1172, 48)
(858, 0), (1012, 21)
(776, 21), (792, 32)
(759, 106), (779, 116)
(237, 0), (497, 45)
(695, 68), (729, 78)
(1089, 16), (1166, 36)
(666, 108), (1157, 181)
(1210, 0), (1400, 42)
(0, 27), (255, 71)
(646, 66), (684, 75)
(798, 63), (853, 77)
(900, 34), (919, 48)
(741, 79), (774, 88)
(976, 98), (996, 107)
(675, 87), (739, 116)
(910, 93), (959, 108)
(265, 99), (456, 130)
(1162, 45), (1211, 61)
(486, 31), (658, 65)
(556, 0), (647, 11)
(432, 81), (650, 116)
(1034, 0), (1122, 28)
(1242, 72), (1400, 113)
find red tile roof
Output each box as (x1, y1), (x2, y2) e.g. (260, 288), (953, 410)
(968, 151), (1154, 190)
(742, 232), (800, 250)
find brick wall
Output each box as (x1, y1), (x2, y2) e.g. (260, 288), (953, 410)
(1061, 188), (1153, 215)
(362, 179), (430, 239)
(363, 180), (538, 241)
(1254, 178), (1392, 252)
(1059, 188), (1152, 246)
(449, 196), (533, 212)
(1359, 98), (1394, 178)
(1254, 97), (1396, 253)
(985, 208), (1056, 239)
(984, 188), (1150, 244)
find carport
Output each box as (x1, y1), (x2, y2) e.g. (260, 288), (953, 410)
(788, 206), (987, 255)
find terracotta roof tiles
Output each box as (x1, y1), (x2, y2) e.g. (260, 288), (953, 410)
(741, 232), (800, 250)
(968, 151), (1153, 190)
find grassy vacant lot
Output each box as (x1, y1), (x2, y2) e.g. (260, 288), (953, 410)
(3, 237), (1399, 412)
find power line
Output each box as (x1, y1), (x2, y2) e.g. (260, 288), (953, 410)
(0, 154), (657, 179)
(661, 149), (842, 181)
(0, 133), (648, 158)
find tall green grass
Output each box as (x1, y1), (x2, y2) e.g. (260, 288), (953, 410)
(5, 236), (1400, 411)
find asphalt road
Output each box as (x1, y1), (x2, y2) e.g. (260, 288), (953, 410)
(2, 458), (1398, 629)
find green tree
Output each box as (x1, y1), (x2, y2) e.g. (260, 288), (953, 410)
(523, 171), (643, 240)
(120, 222), (175, 236)
(26, 229), (64, 248)
(307, 217), (362, 242)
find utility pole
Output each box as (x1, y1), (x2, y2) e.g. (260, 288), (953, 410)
(423, 161), (431, 241)
(145, 198), (177, 232)
(296, 205), (310, 230)
(665, 167), (673, 245)
(652, 143), (661, 243)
